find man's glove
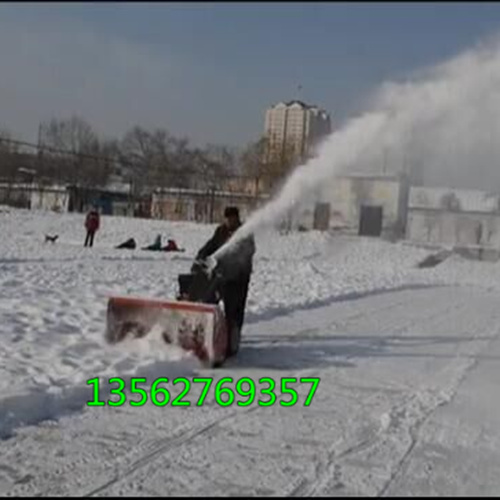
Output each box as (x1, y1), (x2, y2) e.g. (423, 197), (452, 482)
(190, 259), (205, 274)
(191, 256), (217, 276)
(204, 255), (217, 274)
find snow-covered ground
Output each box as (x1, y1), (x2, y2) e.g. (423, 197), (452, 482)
(1, 208), (500, 496)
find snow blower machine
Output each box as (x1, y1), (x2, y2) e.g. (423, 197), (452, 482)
(104, 260), (230, 368)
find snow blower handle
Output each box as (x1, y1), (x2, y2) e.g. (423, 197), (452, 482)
(204, 255), (218, 274)
(192, 255), (218, 277)
(186, 256), (224, 304)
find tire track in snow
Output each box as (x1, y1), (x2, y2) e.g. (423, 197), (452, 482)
(285, 290), (498, 497)
(81, 419), (225, 497)
(80, 404), (261, 497)
(385, 327), (494, 495)
(375, 338), (493, 497)
(82, 357), (329, 497)
(288, 430), (382, 497)
(284, 289), (475, 496)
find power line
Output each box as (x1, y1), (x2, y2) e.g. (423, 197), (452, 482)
(0, 136), (113, 165)
(0, 135), (268, 182)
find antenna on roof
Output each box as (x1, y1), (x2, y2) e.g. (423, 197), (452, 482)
(296, 84), (302, 102)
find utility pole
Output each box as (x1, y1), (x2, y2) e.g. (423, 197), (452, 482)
(37, 123), (42, 154)
(209, 184), (215, 224)
(35, 123), (43, 189)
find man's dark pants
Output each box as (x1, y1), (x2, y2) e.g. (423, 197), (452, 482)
(85, 231), (95, 247)
(221, 273), (251, 357)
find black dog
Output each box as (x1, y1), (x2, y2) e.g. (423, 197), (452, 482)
(45, 234), (59, 244)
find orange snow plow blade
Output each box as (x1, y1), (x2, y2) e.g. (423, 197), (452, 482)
(105, 295), (228, 368)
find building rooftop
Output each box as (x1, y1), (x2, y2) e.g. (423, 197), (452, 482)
(153, 186), (269, 200)
(270, 100), (329, 115)
(340, 172), (403, 182)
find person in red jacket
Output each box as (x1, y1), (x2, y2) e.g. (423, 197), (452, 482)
(162, 239), (185, 252)
(84, 207), (100, 248)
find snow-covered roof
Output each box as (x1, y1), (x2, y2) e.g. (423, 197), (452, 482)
(103, 182), (132, 194)
(152, 187), (269, 200)
(0, 182), (67, 191)
(340, 172), (402, 182)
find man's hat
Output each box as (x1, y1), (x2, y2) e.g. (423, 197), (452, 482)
(224, 206), (240, 218)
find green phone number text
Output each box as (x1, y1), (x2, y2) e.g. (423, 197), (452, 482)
(86, 376), (320, 407)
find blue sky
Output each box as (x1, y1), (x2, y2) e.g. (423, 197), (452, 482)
(2, 2), (500, 148)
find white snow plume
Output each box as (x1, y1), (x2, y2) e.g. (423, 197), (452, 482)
(214, 35), (500, 261)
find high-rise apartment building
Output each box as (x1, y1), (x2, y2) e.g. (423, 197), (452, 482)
(264, 100), (331, 163)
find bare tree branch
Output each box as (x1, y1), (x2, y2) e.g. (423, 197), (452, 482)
(38, 116), (110, 188)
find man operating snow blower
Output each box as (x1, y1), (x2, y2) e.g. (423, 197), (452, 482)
(193, 206), (255, 358)
(105, 206), (255, 368)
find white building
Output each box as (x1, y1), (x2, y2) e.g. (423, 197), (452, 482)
(264, 100), (331, 163)
(406, 186), (500, 249)
(30, 185), (69, 212)
(294, 173), (409, 237)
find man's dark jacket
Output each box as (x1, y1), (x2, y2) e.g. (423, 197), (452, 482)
(196, 223), (255, 281)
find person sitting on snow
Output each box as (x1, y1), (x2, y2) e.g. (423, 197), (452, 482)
(142, 234), (162, 251)
(163, 239), (185, 252)
(194, 206), (255, 358)
(116, 238), (137, 250)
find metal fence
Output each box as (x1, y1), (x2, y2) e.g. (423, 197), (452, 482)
(0, 137), (287, 223)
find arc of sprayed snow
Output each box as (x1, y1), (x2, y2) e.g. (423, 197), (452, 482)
(213, 112), (390, 262)
(213, 39), (500, 264)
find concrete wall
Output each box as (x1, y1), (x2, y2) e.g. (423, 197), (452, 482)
(407, 210), (500, 247)
(30, 188), (69, 212)
(409, 186), (500, 213)
(406, 186), (500, 248)
(151, 190), (265, 223)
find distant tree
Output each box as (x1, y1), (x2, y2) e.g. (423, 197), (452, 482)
(240, 137), (267, 178)
(149, 129), (175, 186)
(119, 126), (155, 190)
(265, 139), (297, 193)
(39, 116), (98, 153)
(0, 129), (19, 154)
(203, 144), (236, 176)
(119, 129), (240, 191)
(0, 129), (22, 181)
(119, 127), (199, 191)
(100, 138), (121, 172)
(166, 135), (196, 188)
(240, 136), (297, 194)
(185, 144), (235, 192)
(38, 116), (110, 188)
